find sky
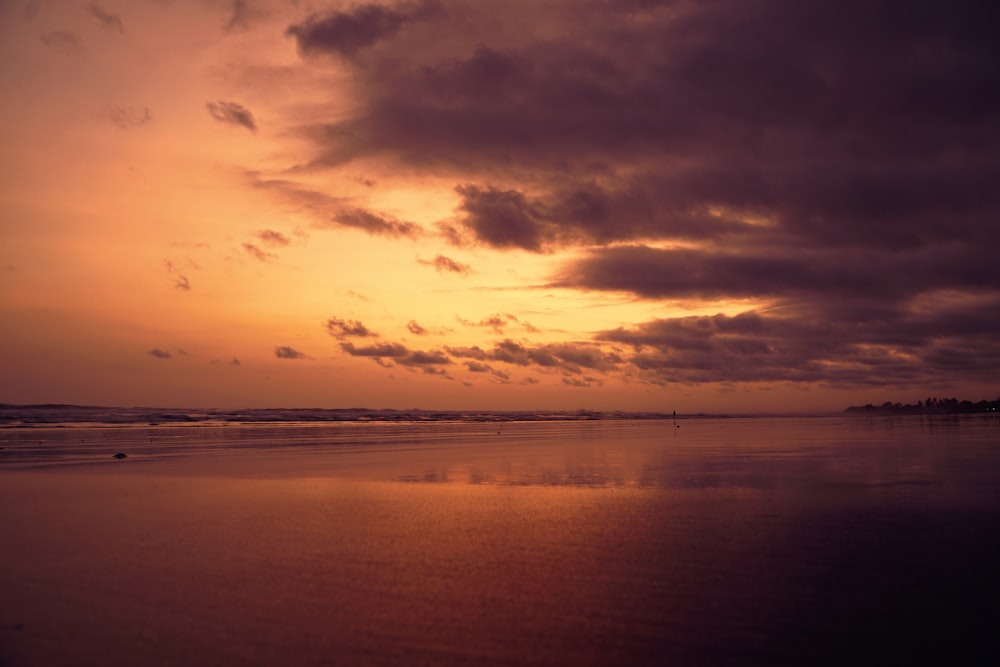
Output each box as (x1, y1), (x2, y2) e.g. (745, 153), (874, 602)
(1, 0), (998, 413)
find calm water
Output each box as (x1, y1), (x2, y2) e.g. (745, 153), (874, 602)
(2, 415), (999, 665)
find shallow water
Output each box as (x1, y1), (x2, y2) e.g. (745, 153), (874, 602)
(2, 416), (998, 665)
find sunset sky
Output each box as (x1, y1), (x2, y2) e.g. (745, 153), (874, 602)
(2, 0), (998, 413)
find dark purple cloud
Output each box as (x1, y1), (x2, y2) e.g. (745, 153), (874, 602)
(447, 339), (623, 374)
(88, 3), (124, 34)
(341, 341), (408, 358)
(226, 0), (265, 32)
(206, 101), (257, 133)
(101, 106), (151, 129)
(40, 30), (84, 55)
(333, 208), (422, 238)
(255, 229), (290, 246)
(325, 317), (378, 338)
(149, 348), (172, 359)
(595, 298), (1000, 386)
(286, 0), (1000, 248)
(340, 341), (451, 367)
(279, 0), (1000, 390)
(419, 254), (470, 274)
(242, 243), (276, 262)
(286, 1), (441, 60)
(551, 244), (1000, 302)
(248, 174), (425, 239)
(275, 345), (307, 359)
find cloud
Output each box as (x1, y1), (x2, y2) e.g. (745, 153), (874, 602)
(255, 229), (290, 246)
(346, 290), (370, 301)
(458, 314), (510, 334)
(101, 106), (151, 129)
(340, 341), (451, 367)
(248, 174), (423, 239)
(286, 1), (441, 60)
(242, 242), (277, 262)
(550, 244), (1000, 306)
(340, 341), (409, 358)
(457, 313), (537, 334)
(407, 320), (427, 335)
(174, 275), (191, 291)
(149, 348), (172, 359)
(88, 3), (124, 34)
(454, 185), (549, 251)
(226, 0), (265, 32)
(206, 101), (257, 133)
(325, 317), (378, 338)
(274, 345), (306, 359)
(39, 30), (84, 55)
(419, 254), (471, 274)
(445, 338), (623, 375)
(284, 0), (1000, 253)
(595, 299), (1000, 386)
(271, 0), (1000, 390)
(332, 208), (422, 238)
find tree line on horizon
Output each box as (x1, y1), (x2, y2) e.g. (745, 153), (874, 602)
(845, 396), (1000, 415)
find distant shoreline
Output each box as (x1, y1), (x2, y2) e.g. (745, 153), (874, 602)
(3, 400), (996, 426)
(0, 404), (683, 426)
(845, 396), (1000, 415)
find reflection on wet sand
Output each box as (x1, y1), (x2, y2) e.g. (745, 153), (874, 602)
(1, 417), (998, 665)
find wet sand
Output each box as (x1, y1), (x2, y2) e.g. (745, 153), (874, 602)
(2, 418), (998, 665)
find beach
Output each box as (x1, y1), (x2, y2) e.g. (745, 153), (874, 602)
(2, 417), (998, 665)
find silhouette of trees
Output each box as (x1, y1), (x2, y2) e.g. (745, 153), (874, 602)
(846, 396), (1000, 415)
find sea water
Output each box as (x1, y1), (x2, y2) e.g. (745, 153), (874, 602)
(1, 415), (998, 665)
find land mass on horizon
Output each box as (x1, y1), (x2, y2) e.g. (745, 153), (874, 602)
(845, 396), (1000, 415)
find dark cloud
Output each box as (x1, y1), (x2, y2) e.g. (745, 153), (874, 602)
(325, 317), (378, 338)
(101, 106), (151, 129)
(340, 341), (450, 367)
(255, 229), (290, 246)
(346, 290), (370, 301)
(226, 0), (264, 32)
(247, 174), (424, 239)
(458, 314), (510, 333)
(595, 299), (1000, 386)
(341, 341), (409, 358)
(242, 243), (276, 262)
(455, 185), (546, 251)
(174, 275), (191, 291)
(22, 2), (41, 21)
(551, 244), (1000, 304)
(457, 313), (538, 335)
(206, 101), (257, 133)
(286, 1), (441, 60)
(286, 0), (1000, 250)
(332, 208), (422, 238)
(405, 349), (451, 366)
(279, 0), (1000, 389)
(447, 339), (623, 375)
(39, 30), (84, 55)
(464, 360), (491, 373)
(88, 3), (124, 34)
(149, 348), (171, 359)
(419, 254), (470, 274)
(275, 345), (306, 359)
(407, 320), (427, 335)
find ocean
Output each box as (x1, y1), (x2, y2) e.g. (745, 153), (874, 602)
(2, 412), (998, 665)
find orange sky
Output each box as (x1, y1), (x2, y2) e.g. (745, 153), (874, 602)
(1, 0), (997, 413)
